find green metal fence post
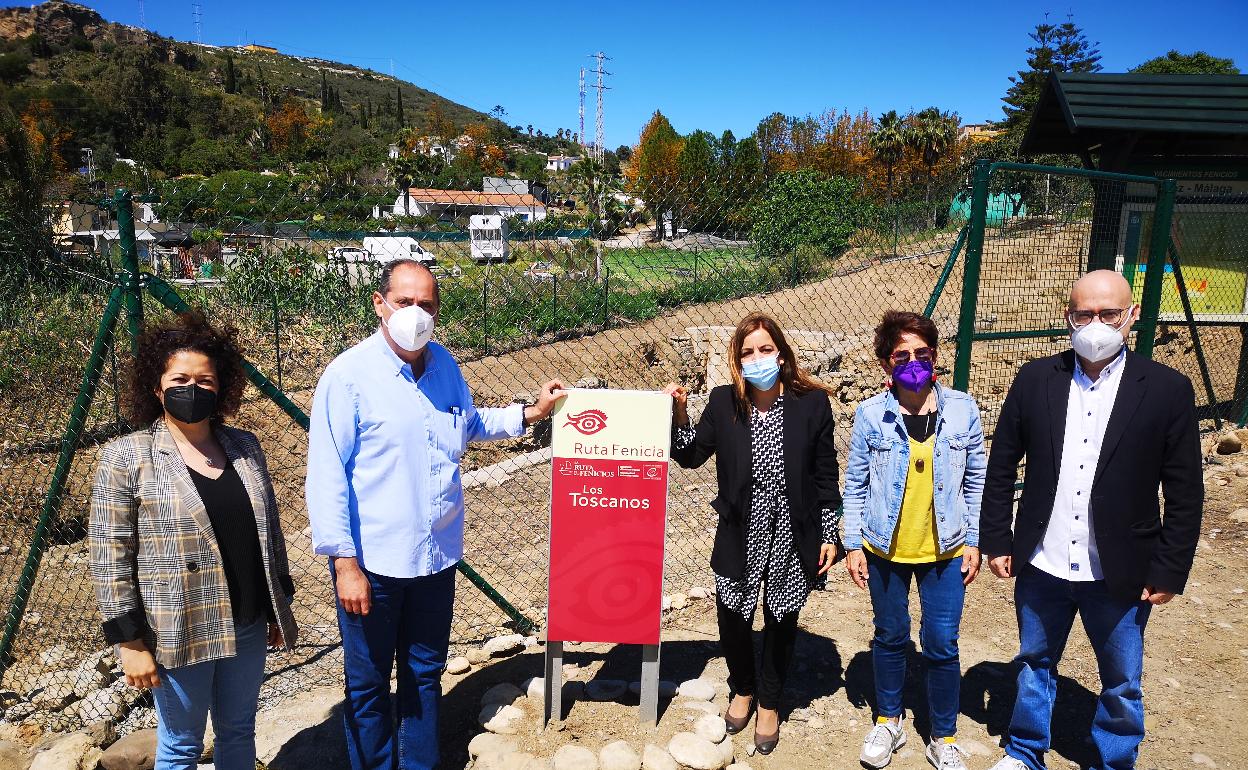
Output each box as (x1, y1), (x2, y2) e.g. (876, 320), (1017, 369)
(922, 226), (967, 319)
(114, 188), (144, 355)
(456, 561), (537, 635)
(953, 161), (992, 392)
(0, 284), (126, 673)
(1135, 179), (1176, 358)
(1236, 328), (1248, 427)
(1168, 245), (1222, 429)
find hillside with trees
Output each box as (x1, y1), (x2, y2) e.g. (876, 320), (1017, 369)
(0, 1), (587, 190)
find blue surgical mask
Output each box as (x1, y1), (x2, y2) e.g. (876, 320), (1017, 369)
(741, 354), (781, 390)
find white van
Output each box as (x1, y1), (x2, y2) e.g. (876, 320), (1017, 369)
(360, 236), (436, 265)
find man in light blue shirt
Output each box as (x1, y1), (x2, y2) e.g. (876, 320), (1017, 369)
(307, 258), (564, 770)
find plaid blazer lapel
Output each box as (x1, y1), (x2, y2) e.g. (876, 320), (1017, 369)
(216, 428), (273, 560)
(152, 421), (223, 562)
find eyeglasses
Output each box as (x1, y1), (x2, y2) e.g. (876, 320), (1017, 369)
(1067, 308), (1131, 328)
(890, 347), (935, 365)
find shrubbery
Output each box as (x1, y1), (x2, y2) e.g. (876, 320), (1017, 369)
(751, 170), (871, 260)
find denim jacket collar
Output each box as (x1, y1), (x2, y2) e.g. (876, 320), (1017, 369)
(880, 381), (949, 440)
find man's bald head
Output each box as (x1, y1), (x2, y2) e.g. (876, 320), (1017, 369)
(1069, 269), (1133, 312)
(1065, 270), (1139, 366)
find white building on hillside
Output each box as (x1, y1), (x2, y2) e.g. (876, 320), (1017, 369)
(546, 154), (578, 173)
(387, 188), (547, 222)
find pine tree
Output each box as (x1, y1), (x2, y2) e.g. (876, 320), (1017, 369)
(224, 54), (236, 94)
(1001, 16), (1101, 129)
(358, 103), (368, 128)
(396, 87), (405, 126)
(320, 71), (329, 111)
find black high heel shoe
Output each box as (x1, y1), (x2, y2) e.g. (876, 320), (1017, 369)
(754, 725), (780, 755)
(723, 695), (755, 735)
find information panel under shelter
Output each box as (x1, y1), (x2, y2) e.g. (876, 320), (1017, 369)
(547, 389), (672, 645)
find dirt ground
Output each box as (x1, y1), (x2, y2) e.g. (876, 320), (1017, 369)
(435, 469), (1248, 770)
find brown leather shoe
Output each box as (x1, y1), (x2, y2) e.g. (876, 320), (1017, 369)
(723, 696), (755, 735)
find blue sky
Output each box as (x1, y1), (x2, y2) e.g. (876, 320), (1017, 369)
(86, 0), (1246, 148)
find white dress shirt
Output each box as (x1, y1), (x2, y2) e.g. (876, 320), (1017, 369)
(1030, 347), (1127, 581)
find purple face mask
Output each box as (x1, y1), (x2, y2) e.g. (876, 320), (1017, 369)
(893, 360), (934, 393)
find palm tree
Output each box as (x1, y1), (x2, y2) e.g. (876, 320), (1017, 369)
(567, 156), (624, 248)
(905, 107), (958, 204)
(868, 110), (907, 204)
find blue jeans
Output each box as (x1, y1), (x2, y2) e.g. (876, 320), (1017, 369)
(866, 551), (966, 738)
(1005, 565), (1152, 770)
(152, 619), (268, 770)
(334, 562), (455, 770)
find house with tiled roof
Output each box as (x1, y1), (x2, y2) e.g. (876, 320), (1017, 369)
(388, 188), (548, 221)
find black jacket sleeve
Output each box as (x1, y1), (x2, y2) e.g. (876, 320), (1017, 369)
(1148, 374), (1203, 594)
(981, 367), (1028, 556)
(670, 388), (721, 470)
(812, 394), (842, 517)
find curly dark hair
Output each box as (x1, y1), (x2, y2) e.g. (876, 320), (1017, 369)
(127, 312), (247, 426)
(873, 310), (939, 363)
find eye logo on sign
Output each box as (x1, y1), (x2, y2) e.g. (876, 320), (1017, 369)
(564, 409), (608, 435)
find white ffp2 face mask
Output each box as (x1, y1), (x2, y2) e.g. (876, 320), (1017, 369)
(382, 299), (435, 352)
(1070, 311), (1131, 363)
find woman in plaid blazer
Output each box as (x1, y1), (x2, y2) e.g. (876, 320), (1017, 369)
(90, 314), (297, 770)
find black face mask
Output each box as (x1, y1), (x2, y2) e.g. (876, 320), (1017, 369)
(163, 384), (217, 424)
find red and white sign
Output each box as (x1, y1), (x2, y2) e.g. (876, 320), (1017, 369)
(547, 389), (672, 645)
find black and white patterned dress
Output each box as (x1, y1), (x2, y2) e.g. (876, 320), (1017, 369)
(675, 395), (840, 619)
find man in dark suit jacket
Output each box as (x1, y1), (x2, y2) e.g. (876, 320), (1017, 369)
(982, 270), (1203, 770)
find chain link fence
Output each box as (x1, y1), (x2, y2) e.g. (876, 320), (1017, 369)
(955, 163), (1248, 437)
(0, 159), (1240, 734)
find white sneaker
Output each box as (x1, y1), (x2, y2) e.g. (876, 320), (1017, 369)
(986, 756), (1028, 770)
(926, 739), (970, 770)
(859, 719), (907, 768)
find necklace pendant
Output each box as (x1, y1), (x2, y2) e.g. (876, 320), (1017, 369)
(915, 458), (925, 472)
(205, 457), (215, 467)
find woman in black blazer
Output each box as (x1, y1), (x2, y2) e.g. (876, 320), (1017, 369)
(665, 312), (841, 754)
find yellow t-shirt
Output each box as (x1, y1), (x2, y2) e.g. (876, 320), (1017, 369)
(866, 436), (964, 564)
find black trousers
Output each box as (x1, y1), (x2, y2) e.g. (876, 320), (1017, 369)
(716, 596), (799, 710)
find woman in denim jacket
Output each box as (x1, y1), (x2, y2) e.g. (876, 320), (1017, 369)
(842, 311), (986, 770)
